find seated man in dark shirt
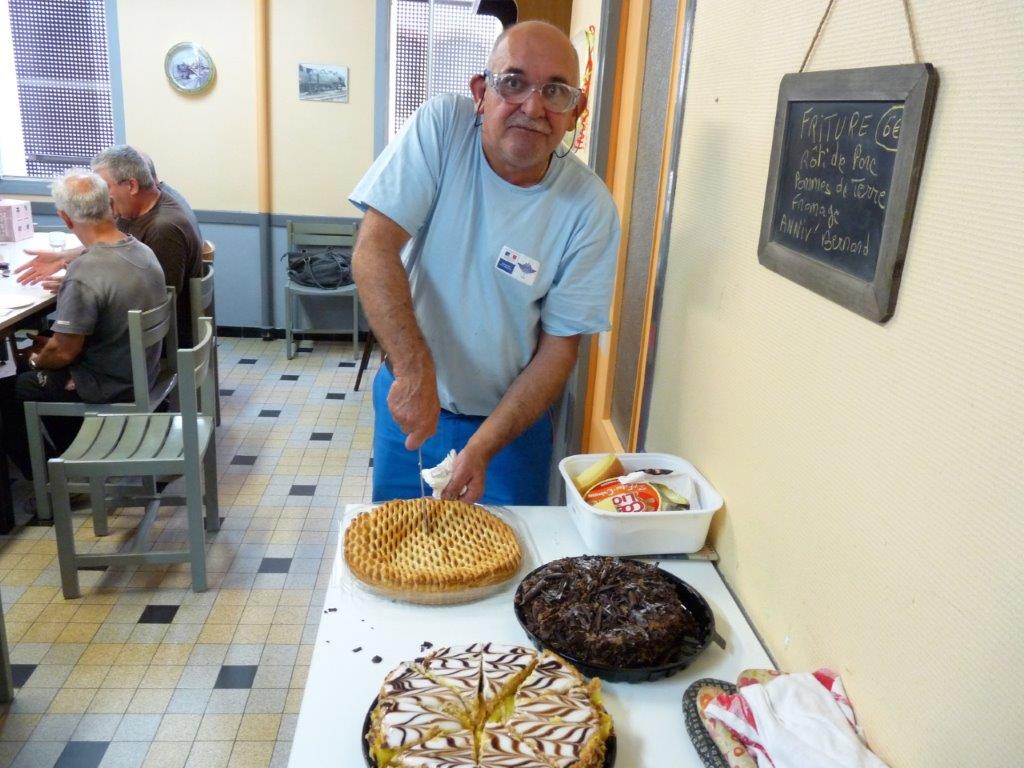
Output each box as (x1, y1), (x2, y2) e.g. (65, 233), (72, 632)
(16, 145), (203, 346)
(0, 170), (167, 480)
(92, 145), (203, 346)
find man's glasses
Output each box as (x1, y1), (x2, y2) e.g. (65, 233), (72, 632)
(483, 70), (581, 113)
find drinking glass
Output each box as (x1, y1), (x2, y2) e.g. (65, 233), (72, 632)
(48, 231), (66, 251)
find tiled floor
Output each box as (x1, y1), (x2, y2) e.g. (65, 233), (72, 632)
(0, 338), (377, 768)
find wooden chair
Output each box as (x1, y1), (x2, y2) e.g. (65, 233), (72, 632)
(48, 318), (220, 598)
(24, 289), (179, 521)
(283, 221), (359, 360)
(190, 264), (221, 425)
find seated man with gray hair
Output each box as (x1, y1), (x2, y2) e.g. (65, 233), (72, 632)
(17, 145), (203, 346)
(0, 170), (166, 483)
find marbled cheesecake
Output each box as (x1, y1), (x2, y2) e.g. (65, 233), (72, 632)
(368, 643), (613, 768)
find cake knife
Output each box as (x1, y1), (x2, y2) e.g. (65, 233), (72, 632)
(418, 448), (429, 533)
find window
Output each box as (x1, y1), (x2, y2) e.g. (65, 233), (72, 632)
(389, 0), (502, 137)
(0, 0), (117, 181)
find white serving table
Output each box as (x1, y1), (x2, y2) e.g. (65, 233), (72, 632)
(290, 506), (773, 767)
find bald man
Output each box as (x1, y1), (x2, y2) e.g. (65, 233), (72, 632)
(350, 21), (621, 505)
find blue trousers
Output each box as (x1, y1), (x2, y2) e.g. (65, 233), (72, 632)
(371, 366), (552, 505)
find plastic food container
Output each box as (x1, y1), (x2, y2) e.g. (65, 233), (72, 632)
(559, 453), (723, 555)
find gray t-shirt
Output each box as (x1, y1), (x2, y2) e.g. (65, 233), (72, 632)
(51, 237), (167, 403)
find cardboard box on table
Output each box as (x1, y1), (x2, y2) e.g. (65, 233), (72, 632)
(0, 199), (33, 242)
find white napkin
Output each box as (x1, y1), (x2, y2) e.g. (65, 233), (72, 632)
(420, 449), (458, 499)
(704, 673), (889, 768)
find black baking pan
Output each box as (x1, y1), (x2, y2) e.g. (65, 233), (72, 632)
(362, 696), (617, 766)
(513, 557), (716, 683)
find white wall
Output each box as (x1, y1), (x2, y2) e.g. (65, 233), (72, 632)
(647, 1), (1024, 765)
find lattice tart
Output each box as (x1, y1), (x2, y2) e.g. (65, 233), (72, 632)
(367, 643), (613, 767)
(344, 499), (523, 595)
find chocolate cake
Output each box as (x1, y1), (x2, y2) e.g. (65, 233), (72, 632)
(515, 556), (699, 668)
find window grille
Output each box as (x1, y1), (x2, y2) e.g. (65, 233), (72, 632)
(2, 0), (115, 179)
(389, 0), (501, 137)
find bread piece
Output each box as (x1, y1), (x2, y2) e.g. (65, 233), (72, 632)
(570, 455), (624, 494)
(345, 499), (522, 594)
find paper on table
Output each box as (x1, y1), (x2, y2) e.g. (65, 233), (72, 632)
(0, 294), (34, 310)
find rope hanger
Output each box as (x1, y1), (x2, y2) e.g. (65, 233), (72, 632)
(799, 0), (922, 73)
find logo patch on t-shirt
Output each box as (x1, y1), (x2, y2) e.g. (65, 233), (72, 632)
(494, 246), (540, 286)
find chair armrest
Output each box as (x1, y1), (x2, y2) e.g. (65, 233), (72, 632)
(28, 401), (89, 417)
(30, 401), (141, 417)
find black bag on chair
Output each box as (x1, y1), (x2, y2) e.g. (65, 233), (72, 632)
(283, 246), (353, 289)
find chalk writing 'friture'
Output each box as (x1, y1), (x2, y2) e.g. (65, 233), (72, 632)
(771, 100), (901, 281)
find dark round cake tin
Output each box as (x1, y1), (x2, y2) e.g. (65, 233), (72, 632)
(513, 557), (716, 683)
(362, 695), (617, 767)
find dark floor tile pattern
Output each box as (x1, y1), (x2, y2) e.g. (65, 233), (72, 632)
(280, 374), (300, 381)
(0, 337), (379, 766)
(289, 485), (316, 497)
(214, 665), (258, 689)
(55, 741), (109, 768)
(231, 455), (258, 466)
(238, 358), (258, 365)
(10, 663), (36, 687)
(258, 557), (292, 574)
(258, 409), (281, 418)
(338, 362), (355, 368)
(310, 432), (333, 441)
(138, 604), (179, 624)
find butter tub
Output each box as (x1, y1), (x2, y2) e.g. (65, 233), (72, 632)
(558, 452), (723, 555)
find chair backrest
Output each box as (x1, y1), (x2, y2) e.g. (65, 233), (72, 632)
(189, 264), (215, 332)
(287, 220), (357, 250)
(126, 288), (178, 411)
(176, 317), (215, 453)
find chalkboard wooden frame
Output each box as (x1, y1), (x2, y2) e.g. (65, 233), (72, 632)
(758, 64), (938, 323)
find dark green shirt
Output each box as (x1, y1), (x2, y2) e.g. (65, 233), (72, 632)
(118, 189), (203, 346)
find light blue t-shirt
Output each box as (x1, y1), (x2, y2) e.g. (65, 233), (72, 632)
(350, 93), (620, 416)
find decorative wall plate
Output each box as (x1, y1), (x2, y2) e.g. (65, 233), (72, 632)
(164, 42), (216, 95)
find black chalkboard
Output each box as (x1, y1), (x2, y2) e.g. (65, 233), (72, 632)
(758, 65), (938, 323)
(772, 100), (902, 281)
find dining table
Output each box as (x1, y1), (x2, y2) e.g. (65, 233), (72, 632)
(290, 504), (774, 767)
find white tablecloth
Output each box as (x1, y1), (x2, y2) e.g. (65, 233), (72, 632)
(290, 505), (773, 767)
(0, 231), (77, 332)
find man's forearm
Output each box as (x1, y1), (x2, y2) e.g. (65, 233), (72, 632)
(33, 342), (76, 370)
(351, 210), (432, 376)
(467, 333), (580, 461)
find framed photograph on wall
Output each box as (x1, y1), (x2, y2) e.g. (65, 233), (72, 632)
(298, 64), (349, 103)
